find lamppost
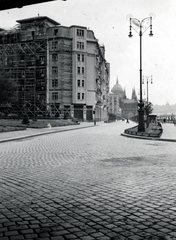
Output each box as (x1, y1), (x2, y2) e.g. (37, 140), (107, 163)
(127, 14), (154, 132)
(142, 75), (153, 104)
(143, 75), (153, 127)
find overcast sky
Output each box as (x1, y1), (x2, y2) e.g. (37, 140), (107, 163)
(0, 0), (176, 105)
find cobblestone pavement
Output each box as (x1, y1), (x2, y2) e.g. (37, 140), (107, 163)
(0, 121), (176, 240)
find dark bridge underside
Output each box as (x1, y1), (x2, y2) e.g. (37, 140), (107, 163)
(0, 0), (56, 11)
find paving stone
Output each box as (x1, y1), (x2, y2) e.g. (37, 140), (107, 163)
(64, 234), (77, 239)
(51, 230), (69, 236)
(51, 226), (64, 231)
(112, 227), (124, 232)
(96, 237), (110, 240)
(20, 229), (34, 234)
(4, 231), (19, 236)
(80, 236), (95, 240)
(10, 236), (25, 240)
(75, 231), (88, 237)
(50, 237), (65, 240)
(169, 232), (176, 237)
(159, 228), (172, 234)
(1, 122), (176, 239)
(24, 233), (38, 238)
(3, 222), (16, 226)
(39, 232), (50, 237)
(0, 227), (8, 232)
(37, 238), (50, 240)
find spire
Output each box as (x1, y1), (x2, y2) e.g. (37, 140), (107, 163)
(123, 88), (127, 99)
(116, 76), (119, 84)
(131, 88), (137, 100)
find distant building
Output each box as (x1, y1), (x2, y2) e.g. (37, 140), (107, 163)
(0, 16), (110, 121)
(109, 77), (124, 118)
(121, 88), (138, 120)
(109, 77), (138, 120)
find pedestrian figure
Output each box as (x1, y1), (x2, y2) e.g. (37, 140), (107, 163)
(126, 118), (129, 123)
(157, 121), (162, 128)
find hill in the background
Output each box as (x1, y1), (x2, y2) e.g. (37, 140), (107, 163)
(153, 102), (176, 115)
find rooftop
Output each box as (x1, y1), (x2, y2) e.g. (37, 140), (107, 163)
(16, 16), (60, 26)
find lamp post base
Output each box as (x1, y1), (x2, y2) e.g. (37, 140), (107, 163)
(138, 107), (145, 132)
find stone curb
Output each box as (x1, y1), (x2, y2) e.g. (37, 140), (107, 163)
(121, 133), (176, 142)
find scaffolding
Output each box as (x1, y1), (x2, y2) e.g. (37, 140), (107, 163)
(0, 20), (73, 118)
(0, 25), (47, 117)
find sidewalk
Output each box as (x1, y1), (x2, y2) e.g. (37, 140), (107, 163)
(0, 121), (96, 143)
(122, 122), (176, 142)
(160, 122), (176, 140)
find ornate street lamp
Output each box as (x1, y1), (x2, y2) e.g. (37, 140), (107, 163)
(142, 75), (153, 104)
(127, 14), (154, 132)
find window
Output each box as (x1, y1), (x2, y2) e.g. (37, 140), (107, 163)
(32, 31), (35, 39)
(77, 42), (84, 49)
(77, 92), (80, 100)
(77, 67), (80, 74)
(52, 79), (58, 87)
(22, 71), (25, 78)
(20, 56), (25, 62)
(40, 69), (45, 77)
(52, 66), (58, 75)
(52, 92), (58, 100)
(52, 41), (58, 50)
(77, 29), (84, 37)
(77, 54), (80, 61)
(82, 80), (84, 87)
(40, 56), (45, 64)
(41, 82), (45, 90)
(82, 93), (84, 100)
(52, 54), (58, 62)
(77, 54), (84, 62)
(54, 29), (58, 36)
(77, 67), (84, 75)
(77, 80), (80, 87)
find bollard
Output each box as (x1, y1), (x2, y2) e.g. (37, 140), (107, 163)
(93, 109), (96, 125)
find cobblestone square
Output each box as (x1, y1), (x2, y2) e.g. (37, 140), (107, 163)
(0, 121), (176, 239)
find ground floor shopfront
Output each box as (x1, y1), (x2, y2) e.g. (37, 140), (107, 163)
(72, 104), (108, 122)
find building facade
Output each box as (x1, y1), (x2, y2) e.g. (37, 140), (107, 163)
(109, 77), (124, 118)
(121, 88), (138, 120)
(0, 16), (110, 121)
(109, 78), (138, 120)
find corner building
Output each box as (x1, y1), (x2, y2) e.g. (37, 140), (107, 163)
(0, 16), (110, 121)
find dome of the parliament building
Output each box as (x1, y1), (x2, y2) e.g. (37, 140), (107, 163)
(111, 77), (124, 96)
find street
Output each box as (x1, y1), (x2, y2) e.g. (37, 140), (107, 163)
(0, 121), (176, 240)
